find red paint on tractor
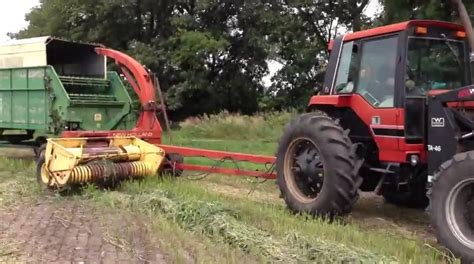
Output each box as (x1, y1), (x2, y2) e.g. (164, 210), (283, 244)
(309, 94), (425, 163)
(344, 20), (464, 42)
(329, 20), (463, 50)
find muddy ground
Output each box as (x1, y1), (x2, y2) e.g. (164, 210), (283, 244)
(0, 199), (165, 264)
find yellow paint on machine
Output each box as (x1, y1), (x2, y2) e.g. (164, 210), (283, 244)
(40, 136), (166, 188)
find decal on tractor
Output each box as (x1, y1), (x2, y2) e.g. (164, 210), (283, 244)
(431, 117), (445, 128)
(428, 145), (442, 152)
(457, 87), (474, 98)
(371, 116), (381, 125)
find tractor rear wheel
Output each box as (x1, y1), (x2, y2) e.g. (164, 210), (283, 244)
(276, 112), (360, 218)
(430, 151), (474, 262)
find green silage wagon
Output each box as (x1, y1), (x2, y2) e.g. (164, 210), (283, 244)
(0, 37), (137, 144)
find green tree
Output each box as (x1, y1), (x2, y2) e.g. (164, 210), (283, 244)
(12, 0), (374, 117)
(378, 0), (474, 24)
(262, 0), (371, 111)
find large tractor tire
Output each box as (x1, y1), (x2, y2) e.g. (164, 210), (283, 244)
(276, 112), (361, 218)
(429, 151), (474, 262)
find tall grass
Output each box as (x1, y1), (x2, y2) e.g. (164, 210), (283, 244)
(177, 110), (296, 141)
(165, 111), (295, 169)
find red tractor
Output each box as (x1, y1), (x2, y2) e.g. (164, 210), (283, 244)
(275, 19), (474, 260)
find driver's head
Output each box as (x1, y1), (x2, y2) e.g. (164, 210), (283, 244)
(376, 64), (394, 82)
(374, 58), (397, 99)
(360, 67), (371, 80)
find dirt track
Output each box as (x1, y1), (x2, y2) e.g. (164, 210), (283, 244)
(0, 200), (165, 263)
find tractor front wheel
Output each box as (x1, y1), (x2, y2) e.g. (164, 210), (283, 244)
(276, 112), (360, 218)
(430, 151), (474, 262)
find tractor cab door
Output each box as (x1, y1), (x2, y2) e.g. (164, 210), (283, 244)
(331, 34), (402, 109)
(404, 35), (472, 145)
(329, 34), (405, 150)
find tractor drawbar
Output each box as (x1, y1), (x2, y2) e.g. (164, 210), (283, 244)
(37, 137), (165, 189)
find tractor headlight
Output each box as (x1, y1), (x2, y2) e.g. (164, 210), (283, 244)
(410, 155), (419, 166)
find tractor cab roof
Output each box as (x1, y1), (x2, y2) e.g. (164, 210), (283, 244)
(329, 20), (465, 50)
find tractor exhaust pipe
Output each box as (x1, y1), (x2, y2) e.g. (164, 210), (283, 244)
(452, 0), (474, 62)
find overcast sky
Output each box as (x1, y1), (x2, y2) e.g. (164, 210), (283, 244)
(0, 0), (40, 41)
(0, 0), (381, 42)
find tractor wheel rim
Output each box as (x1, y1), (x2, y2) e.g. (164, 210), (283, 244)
(40, 163), (50, 185)
(284, 137), (324, 203)
(446, 178), (474, 249)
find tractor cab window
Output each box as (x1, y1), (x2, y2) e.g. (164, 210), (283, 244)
(334, 41), (358, 94)
(406, 37), (466, 95)
(357, 36), (399, 108)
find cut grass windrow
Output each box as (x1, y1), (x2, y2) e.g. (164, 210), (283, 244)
(98, 189), (395, 263)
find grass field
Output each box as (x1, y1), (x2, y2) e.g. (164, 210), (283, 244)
(0, 112), (460, 263)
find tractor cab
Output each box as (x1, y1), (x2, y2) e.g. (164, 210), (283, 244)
(326, 20), (471, 103)
(312, 20), (472, 172)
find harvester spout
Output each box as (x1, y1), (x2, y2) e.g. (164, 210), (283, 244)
(94, 48), (162, 132)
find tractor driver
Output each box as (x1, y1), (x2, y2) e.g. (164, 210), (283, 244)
(405, 58), (426, 96)
(367, 58), (396, 107)
(358, 48), (397, 107)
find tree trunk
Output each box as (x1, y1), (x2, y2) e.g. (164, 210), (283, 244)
(352, 16), (362, 32)
(352, 0), (369, 32)
(452, 0), (474, 58)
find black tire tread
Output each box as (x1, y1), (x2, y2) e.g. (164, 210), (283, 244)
(276, 111), (361, 218)
(429, 151), (474, 261)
